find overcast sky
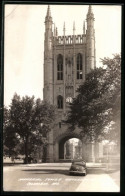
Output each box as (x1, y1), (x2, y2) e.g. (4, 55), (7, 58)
(4, 4), (121, 106)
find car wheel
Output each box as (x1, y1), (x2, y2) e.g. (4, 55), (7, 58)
(83, 172), (86, 176)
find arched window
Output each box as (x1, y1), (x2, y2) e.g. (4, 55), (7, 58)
(77, 53), (83, 79)
(59, 122), (61, 128)
(66, 97), (73, 103)
(57, 95), (63, 109)
(57, 54), (63, 80)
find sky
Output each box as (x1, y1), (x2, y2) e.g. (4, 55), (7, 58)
(4, 4), (121, 106)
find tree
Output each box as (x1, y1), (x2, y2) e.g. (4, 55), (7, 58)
(97, 54), (121, 146)
(3, 106), (20, 157)
(4, 94), (56, 163)
(65, 54), (121, 145)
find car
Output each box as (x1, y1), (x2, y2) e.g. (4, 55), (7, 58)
(69, 159), (87, 176)
(23, 156), (33, 164)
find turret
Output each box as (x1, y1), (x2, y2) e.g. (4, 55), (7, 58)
(73, 21), (75, 35)
(44, 5), (53, 103)
(44, 5), (53, 53)
(83, 21), (85, 34)
(86, 5), (96, 72)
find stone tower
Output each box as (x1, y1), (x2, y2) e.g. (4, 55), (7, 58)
(44, 5), (53, 103)
(43, 5), (101, 162)
(86, 5), (96, 72)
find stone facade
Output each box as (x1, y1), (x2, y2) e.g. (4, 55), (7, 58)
(43, 5), (102, 162)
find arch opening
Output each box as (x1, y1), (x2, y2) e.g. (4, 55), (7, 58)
(59, 137), (82, 160)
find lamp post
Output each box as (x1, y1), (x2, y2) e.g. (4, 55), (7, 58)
(106, 143), (111, 172)
(106, 144), (109, 171)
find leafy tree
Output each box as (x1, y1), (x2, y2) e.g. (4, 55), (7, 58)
(65, 54), (121, 145)
(3, 107), (20, 157)
(4, 94), (56, 163)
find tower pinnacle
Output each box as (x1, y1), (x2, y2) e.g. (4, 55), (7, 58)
(88, 5), (92, 13)
(87, 5), (94, 19)
(86, 5), (95, 71)
(56, 27), (58, 36)
(83, 21), (85, 34)
(73, 21), (75, 35)
(45, 5), (52, 23)
(54, 23), (56, 36)
(47, 5), (51, 17)
(63, 22), (66, 36)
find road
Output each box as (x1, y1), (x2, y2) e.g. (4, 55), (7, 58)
(3, 163), (120, 192)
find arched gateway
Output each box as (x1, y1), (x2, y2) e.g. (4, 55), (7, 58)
(43, 5), (103, 162)
(54, 131), (81, 160)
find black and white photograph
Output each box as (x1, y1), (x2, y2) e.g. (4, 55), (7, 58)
(2, 3), (121, 192)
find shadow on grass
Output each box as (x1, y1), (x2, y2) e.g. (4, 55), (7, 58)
(3, 163), (24, 166)
(22, 169), (70, 175)
(22, 167), (109, 176)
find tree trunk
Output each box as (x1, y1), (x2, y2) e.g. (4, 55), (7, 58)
(43, 145), (47, 163)
(24, 136), (28, 164)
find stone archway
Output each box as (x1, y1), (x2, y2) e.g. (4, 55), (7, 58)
(59, 137), (83, 160)
(54, 131), (83, 161)
(59, 136), (82, 160)
(47, 128), (103, 162)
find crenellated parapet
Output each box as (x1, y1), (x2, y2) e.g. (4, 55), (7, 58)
(54, 34), (86, 45)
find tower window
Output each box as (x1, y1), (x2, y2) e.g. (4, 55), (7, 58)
(77, 53), (83, 79)
(59, 122), (61, 128)
(57, 95), (63, 109)
(57, 54), (63, 80)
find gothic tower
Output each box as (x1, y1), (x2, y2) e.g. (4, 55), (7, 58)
(86, 5), (96, 72)
(43, 5), (100, 162)
(44, 5), (53, 103)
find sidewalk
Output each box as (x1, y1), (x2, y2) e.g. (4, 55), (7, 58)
(76, 162), (120, 192)
(76, 171), (120, 192)
(86, 162), (104, 168)
(4, 162), (105, 167)
(3, 161), (120, 172)
(3, 161), (106, 167)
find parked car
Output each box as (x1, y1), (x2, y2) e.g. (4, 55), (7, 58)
(69, 159), (87, 176)
(23, 156), (33, 164)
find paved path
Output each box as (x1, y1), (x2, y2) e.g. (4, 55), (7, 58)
(3, 163), (120, 192)
(76, 170), (120, 192)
